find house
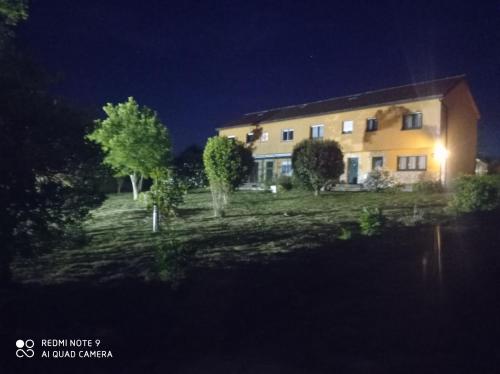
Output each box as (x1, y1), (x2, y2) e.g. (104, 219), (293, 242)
(217, 75), (479, 187)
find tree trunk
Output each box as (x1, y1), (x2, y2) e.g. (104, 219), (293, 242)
(130, 173), (139, 200)
(138, 174), (144, 192)
(314, 187), (320, 196)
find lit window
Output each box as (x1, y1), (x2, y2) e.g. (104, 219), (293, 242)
(282, 129), (294, 141)
(366, 118), (378, 132)
(402, 112), (422, 130)
(281, 159), (292, 176)
(261, 132), (269, 142)
(397, 155), (427, 171)
(311, 125), (324, 139)
(342, 120), (353, 134)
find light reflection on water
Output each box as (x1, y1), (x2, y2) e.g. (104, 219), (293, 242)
(421, 224), (443, 291)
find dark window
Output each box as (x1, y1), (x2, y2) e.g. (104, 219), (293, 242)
(366, 118), (378, 132)
(265, 161), (274, 181)
(311, 125), (324, 139)
(397, 155), (427, 171)
(246, 132), (255, 143)
(372, 157), (384, 170)
(402, 112), (423, 130)
(282, 129), (294, 141)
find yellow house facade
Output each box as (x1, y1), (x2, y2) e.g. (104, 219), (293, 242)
(217, 76), (479, 187)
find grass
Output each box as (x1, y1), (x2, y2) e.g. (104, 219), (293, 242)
(12, 189), (451, 284)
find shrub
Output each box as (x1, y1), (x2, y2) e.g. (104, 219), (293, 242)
(277, 175), (293, 191)
(338, 227), (352, 240)
(413, 180), (444, 193)
(142, 169), (185, 217)
(449, 175), (500, 213)
(292, 139), (344, 196)
(359, 207), (385, 236)
(153, 230), (188, 285)
(364, 169), (396, 192)
(203, 136), (254, 216)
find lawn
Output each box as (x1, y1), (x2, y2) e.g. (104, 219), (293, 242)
(12, 189), (451, 284)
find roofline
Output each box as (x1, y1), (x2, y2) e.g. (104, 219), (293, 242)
(217, 94), (444, 131)
(243, 74), (466, 116)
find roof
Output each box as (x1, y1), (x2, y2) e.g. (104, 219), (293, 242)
(219, 75), (466, 129)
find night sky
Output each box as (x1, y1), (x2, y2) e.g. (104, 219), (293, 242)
(18, 0), (500, 156)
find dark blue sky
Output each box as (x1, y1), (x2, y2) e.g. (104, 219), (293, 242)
(19, 0), (500, 156)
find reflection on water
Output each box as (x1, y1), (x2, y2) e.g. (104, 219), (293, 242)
(422, 224), (443, 289)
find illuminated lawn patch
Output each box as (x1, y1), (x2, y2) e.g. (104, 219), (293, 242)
(13, 189), (450, 284)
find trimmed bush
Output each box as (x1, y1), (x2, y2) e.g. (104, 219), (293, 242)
(203, 136), (254, 217)
(359, 207), (385, 236)
(292, 139), (344, 196)
(450, 175), (500, 213)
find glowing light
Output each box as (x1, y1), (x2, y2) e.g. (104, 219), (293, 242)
(434, 143), (449, 164)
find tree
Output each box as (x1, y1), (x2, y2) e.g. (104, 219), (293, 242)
(203, 136), (254, 217)
(87, 97), (171, 200)
(0, 0), (27, 46)
(174, 144), (207, 189)
(0, 61), (106, 282)
(0, 2), (107, 283)
(292, 139), (344, 196)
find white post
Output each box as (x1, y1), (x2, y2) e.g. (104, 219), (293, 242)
(153, 204), (159, 232)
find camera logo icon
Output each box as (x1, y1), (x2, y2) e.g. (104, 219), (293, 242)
(16, 339), (35, 358)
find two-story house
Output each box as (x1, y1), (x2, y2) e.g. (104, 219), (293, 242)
(217, 75), (479, 187)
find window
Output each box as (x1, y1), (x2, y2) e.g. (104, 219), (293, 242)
(342, 120), (353, 134)
(282, 129), (294, 141)
(397, 156), (427, 171)
(246, 132), (255, 143)
(372, 156), (384, 170)
(402, 112), (422, 130)
(261, 132), (269, 142)
(281, 159), (292, 176)
(366, 118), (378, 132)
(311, 125), (324, 139)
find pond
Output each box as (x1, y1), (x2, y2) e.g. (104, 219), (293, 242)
(3, 212), (500, 373)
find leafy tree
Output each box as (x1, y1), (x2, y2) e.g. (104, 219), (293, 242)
(0, 56), (106, 282)
(0, 0), (27, 46)
(203, 136), (254, 216)
(292, 139), (344, 196)
(0, 2), (108, 283)
(87, 97), (172, 200)
(174, 144), (207, 189)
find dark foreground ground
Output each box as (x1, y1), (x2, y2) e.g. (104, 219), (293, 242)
(1, 212), (500, 373)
